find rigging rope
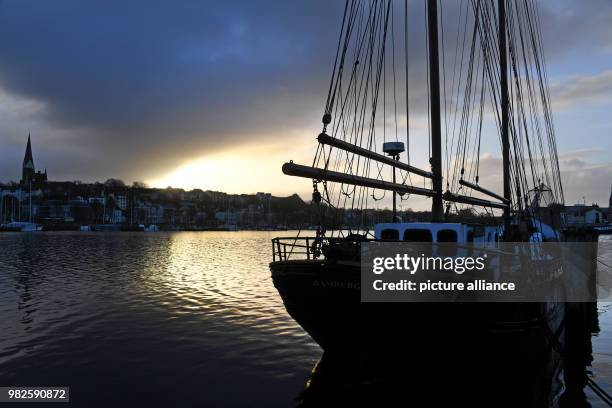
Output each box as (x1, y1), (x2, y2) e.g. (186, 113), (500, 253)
(313, 0), (565, 231)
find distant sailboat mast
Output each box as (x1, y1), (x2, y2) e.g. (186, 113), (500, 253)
(29, 180), (32, 223)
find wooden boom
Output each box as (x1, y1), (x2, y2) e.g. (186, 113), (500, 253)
(443, 191), (510, 210)
(317, 133), (433, 179)
(282, 162), (436, 197)
(458, 179), (509, 204)
(283, 162), (509, 210)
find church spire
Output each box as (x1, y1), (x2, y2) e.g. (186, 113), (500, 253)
(21, 133), (36, 187)
(23, 133), (34, 169)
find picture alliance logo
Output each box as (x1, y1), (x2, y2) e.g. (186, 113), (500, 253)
(372, 253), (488, 275)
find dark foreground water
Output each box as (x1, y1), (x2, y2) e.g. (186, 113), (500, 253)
(0, 231), (319, 407)
(0, 232), (611, 407)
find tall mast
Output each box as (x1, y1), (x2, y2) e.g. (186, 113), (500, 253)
(499, 0), (511, 226)
(427, 0), (443, 222)
(29, 181), (32, 223)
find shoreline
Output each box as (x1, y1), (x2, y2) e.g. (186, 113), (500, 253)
(0, 227), (305, 233)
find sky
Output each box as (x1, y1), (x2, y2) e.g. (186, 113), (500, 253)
(0, 0), (611, 209)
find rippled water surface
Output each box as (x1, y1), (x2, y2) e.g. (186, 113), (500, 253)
(0, 231), (320, 407)
(2, 232), (612, 407)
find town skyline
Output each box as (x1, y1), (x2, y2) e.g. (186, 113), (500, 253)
(3, 134), (456, 231)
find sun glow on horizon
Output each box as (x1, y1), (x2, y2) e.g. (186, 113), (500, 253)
(147, 140), (313, 197)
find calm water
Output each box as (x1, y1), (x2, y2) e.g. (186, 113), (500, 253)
(1, 231), (611, 407)
(0, 231), (319, 407)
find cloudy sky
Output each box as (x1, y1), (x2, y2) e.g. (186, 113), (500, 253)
(0, 0), (611, 209)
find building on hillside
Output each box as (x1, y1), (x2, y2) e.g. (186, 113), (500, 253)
(115, 195), (128, 210)
(215, 211), (237, 226)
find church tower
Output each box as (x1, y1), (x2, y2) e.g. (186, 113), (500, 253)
(21, 134), (35, 186)
(20, 134), (47, 188)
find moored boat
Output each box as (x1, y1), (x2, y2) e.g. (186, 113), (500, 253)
(0, 221), (43, 232)
(270, 0), (571, 363)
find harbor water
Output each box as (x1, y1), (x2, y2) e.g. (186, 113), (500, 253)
(0, 231), (611, 407)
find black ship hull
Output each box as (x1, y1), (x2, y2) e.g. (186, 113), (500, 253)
(271, 258), (565, 354)
(268, 233), (608, 406)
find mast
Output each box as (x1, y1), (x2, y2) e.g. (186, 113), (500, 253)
(392, 160), (397, 220)
(29, 180), (32, 223)
(499, 0), (511, 226)
(427, 0), (444, 222)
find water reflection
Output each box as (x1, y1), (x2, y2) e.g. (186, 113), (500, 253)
(296, 304), (600, 407)
(1, 232), (611, 407)
(291, 238), (612, 408)
(560, 303), (599, 407)
(0, 231), (318, 407)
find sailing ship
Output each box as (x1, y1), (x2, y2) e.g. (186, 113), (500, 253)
(270, 0), (568, 362)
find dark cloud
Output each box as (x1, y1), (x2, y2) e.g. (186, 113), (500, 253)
(538, 0), (612, 57)
(0, 0), (339, 130)
(0, 0), (346, 181)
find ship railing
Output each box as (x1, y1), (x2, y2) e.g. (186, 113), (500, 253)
(271, 237), (321, 261)
(272, 235), (375, 261)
